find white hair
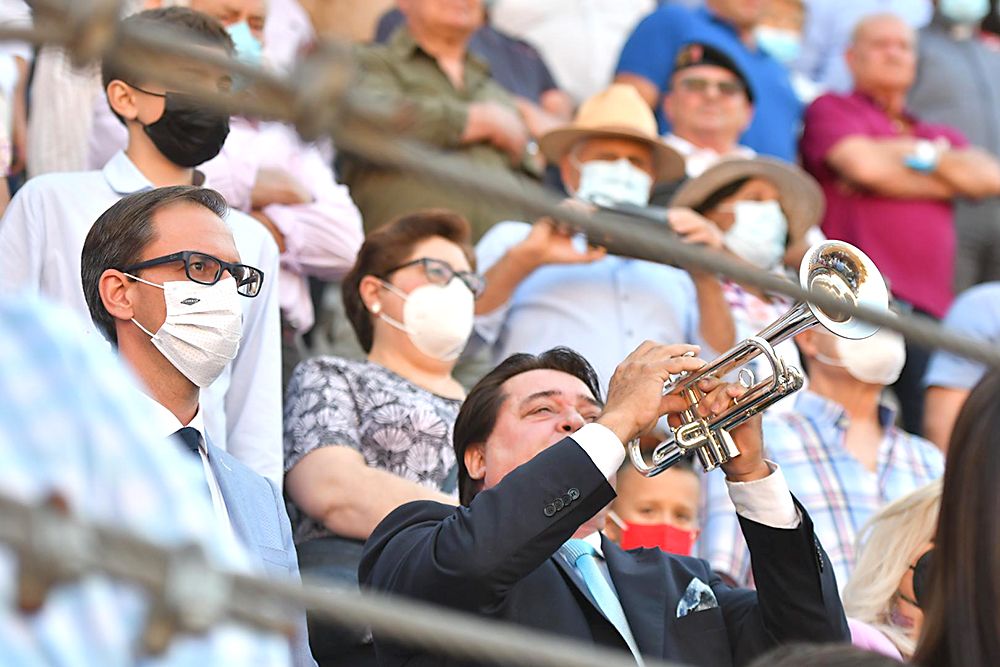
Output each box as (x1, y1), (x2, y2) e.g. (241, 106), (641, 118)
(842, 479), (942, 657)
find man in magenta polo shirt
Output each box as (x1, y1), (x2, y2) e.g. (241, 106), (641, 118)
(800, 12), (1000, 435)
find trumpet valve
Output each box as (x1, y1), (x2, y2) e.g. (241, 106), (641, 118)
(695, 429), (741, 473)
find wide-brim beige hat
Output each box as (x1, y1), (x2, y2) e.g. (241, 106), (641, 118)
(538, 84), (686, 183)
(670, 157), (824, 243)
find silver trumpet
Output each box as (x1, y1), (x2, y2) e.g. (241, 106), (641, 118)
(629, 240), (890, 476)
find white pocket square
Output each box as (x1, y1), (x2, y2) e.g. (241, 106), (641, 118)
(676, 576), (719, 618)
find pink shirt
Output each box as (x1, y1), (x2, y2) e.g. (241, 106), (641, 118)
(201, 118), (364, 331)
(800, 91), (967, 318)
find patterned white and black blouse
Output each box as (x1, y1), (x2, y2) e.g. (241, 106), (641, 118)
(283, 356), (461, 544)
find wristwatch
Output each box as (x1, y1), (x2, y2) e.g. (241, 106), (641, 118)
(904, 138), (946, 173)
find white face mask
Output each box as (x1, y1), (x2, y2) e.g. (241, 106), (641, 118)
(814, 329), (907, 386)
(939, 0), (990, 24)
(574, 158), (653, 207)
(722, 200), (788, 270)
(128, 275), (243, 388)
(379, 279), (475, 362)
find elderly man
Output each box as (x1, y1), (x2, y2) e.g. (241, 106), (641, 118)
(472, 84), (736, 392)
(0, 7), (283, 484)
(80, 186), (314, 666)
(662, 42), (756, 178)
(341, 0), (536, 240)
(700, 327), (944, 590)
(614, 0), (801, 161)
(795, 0), (931, 95)
(361, 345), (849, 666)
(908, 0), (1000, 292)
(374, 5), (574, 139)
(799, 12), (1000, 435)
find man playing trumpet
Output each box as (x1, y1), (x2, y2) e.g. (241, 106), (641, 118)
(360, 343), (849, 666)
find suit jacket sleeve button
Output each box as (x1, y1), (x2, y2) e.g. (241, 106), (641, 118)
(568, 488), (580, 500)
(544, 505), (555, 517)
(553, 497), (565, 511)
(562, 493), (573, 505)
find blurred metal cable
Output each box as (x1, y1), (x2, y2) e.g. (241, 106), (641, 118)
(1, 493), (683, 667)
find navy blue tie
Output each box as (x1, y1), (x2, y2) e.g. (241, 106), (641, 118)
(173, 427), (202, 456)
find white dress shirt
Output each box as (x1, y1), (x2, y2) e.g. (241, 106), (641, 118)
(664, 133), (757, 178)
(490, 0), (656, 104)
(135, 391), (238, 542)
(0, 151), (284, 486)
(572, 422), (799, 529)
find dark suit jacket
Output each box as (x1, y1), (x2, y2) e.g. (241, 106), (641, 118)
(206, 441), (317, 667)
(360, 438), (848, 666)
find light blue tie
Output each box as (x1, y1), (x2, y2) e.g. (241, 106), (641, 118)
(562, 539), (644, 665)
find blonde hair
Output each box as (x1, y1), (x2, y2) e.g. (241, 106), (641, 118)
(843, 480), (942, 657)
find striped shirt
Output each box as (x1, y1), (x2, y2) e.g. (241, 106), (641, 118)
(698, 390), (944, 591)
(0, 297), (290, 666)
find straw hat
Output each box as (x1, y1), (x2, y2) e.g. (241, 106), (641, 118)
(538, 84), (685, 183)
(669, 157), (825, 243)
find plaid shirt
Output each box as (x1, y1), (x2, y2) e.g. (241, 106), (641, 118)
(0, 297), (290, 667)
(697, 390), (944, 591)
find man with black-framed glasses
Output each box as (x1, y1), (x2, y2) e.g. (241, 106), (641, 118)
(0, 7), (285, 489)
(81, 185), (315, 667)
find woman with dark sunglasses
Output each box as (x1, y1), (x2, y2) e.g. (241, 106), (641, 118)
(281, 210), (481, 666)
(843, 480), (941, 660)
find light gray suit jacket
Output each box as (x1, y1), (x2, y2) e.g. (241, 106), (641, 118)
(207, 440), (316, 667)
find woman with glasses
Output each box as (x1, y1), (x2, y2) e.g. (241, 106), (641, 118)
(842, 480), (941, 660)
(282, 209), (481, 666)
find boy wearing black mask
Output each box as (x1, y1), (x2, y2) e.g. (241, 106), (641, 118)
(0, 7), (284, 488)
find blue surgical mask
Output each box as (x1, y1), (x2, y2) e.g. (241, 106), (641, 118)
(722, 200), (788, 270)
(227, 21), (263, 66)
(939, 0), (990, 24)
(754, 26), (802, 66)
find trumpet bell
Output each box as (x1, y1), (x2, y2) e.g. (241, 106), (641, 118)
(800, 241), (888, 340)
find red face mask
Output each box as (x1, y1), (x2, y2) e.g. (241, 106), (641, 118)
(611, 513), (697, 556)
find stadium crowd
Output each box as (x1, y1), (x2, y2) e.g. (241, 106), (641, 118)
(2, 0), (1000, 665)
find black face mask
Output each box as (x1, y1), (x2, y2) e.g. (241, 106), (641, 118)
(140, 91), (230, 168)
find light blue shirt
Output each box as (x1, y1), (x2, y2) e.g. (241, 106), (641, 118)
(473, 221), (701, 390)
(796, 0), (931, 93)
(0, 296), (290, 666)
(0, 151), (284, 487)
(924, 282), (1000, 391)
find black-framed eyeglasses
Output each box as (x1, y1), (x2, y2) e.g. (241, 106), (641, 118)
(383, 257), (485, 298)
(120, 251), (264, 297)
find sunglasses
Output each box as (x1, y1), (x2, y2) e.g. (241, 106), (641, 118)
(383, 257), (485, 298)
(676, 77), (746, 98)
(898, 549), (933, 609)
(120, 250), (264, 297)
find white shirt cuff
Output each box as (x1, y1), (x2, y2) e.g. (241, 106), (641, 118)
(570, 422), (625, 480)
(725, 461), (800, 529)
